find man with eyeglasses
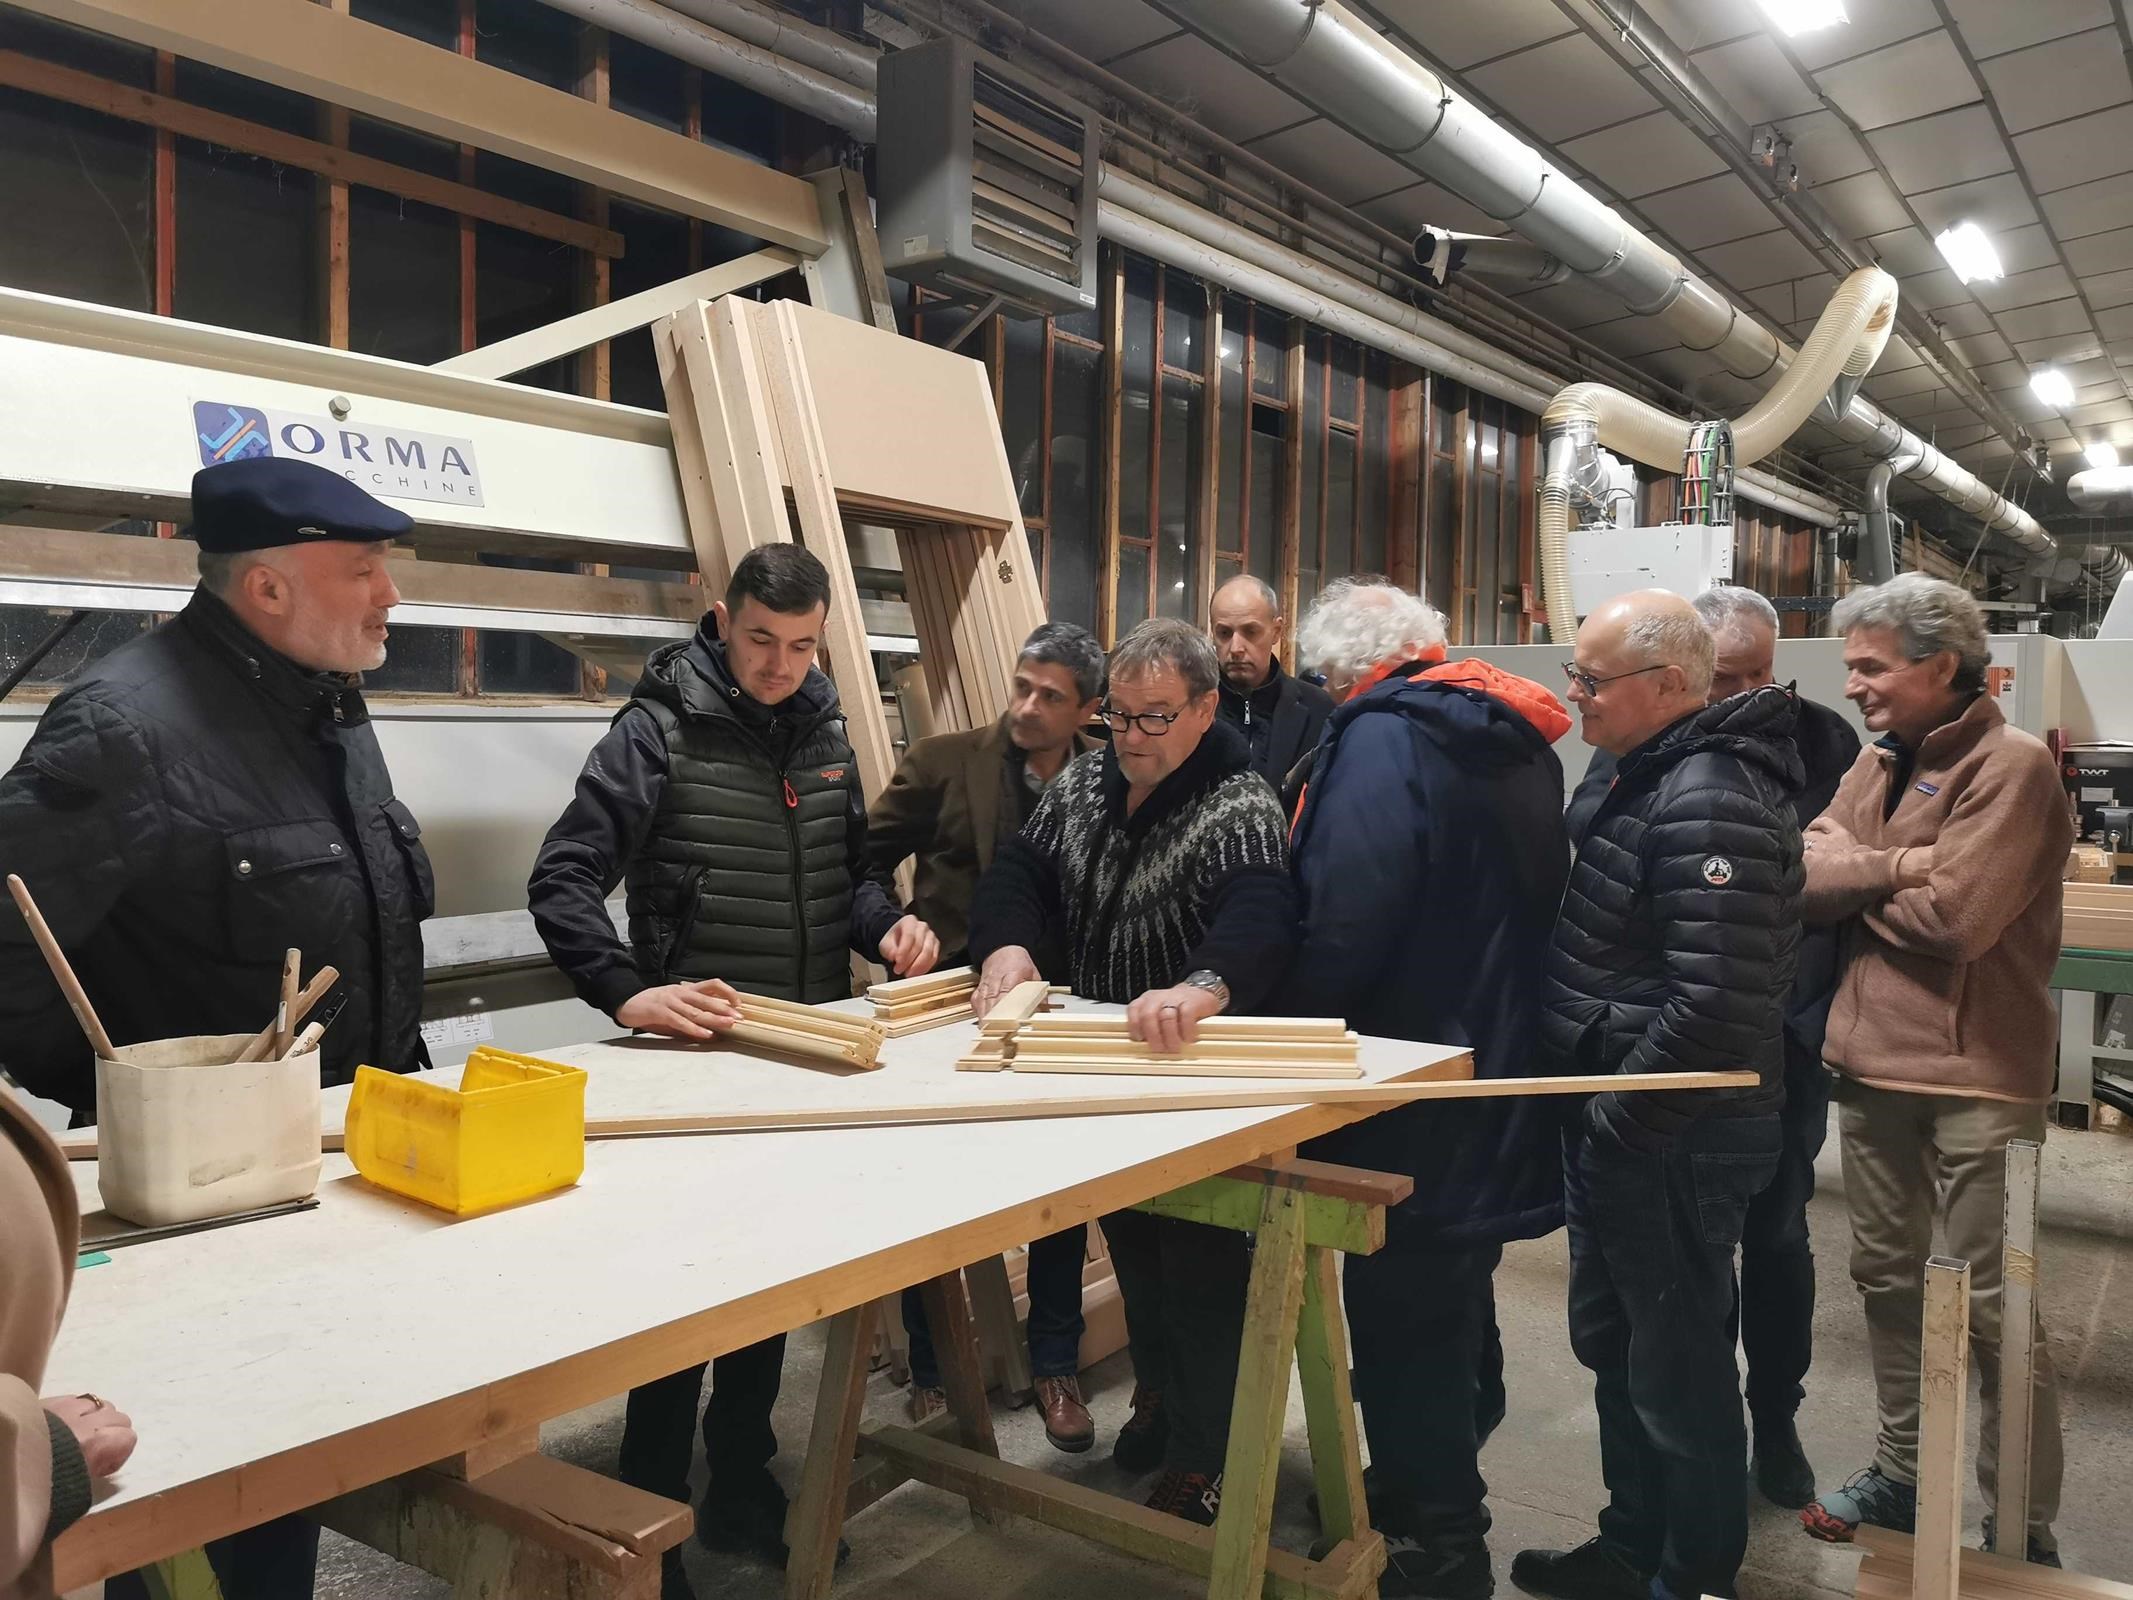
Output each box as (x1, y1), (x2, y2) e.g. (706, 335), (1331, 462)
(1513, 590), (1802, 1600)
(968, 617), (1297, 1530)
(1565, 586), (1859, 1513)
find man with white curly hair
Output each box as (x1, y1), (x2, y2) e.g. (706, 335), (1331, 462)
(1282, 578), (1572, 1600)
(1798, 574), (2069, 1563)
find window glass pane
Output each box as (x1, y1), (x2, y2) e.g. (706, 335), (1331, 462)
(1054, 302), (1101, 341)
(1157, 374), (1202, 620)
(0, 609), (152, 690)
(1330, 338), (1360, 424)
(1002, 315), (1046, 520)
(1162, 269), (1203, 371)
(1435, 378), (1460, 456)
(1360, 358), (1390, 578)
(610, 32), (688, 130)
(1116, 543), (1151, 633)
(1253, 306), (1286, 396)
(1249, 420), (1282, 593)
(609, 202), (694, 409)
(1299, 332), (1325, 604)
(176, 141), (314, 339)
(476, 222), (574, 393)
(1325, 431), (1357, 585)
(1121, 255), (1157, 542)
(476, 556), (582, 696)
(1218, 310), (1246, 556)
(365, 624), (462, 695)
(0, 90), (152, 311)
(1428, 463), (1456, 621)
(1047, 337), (1103, 633)
(351, 188), (458, 364)
(1477, 467), (1502, 645)
(1215, 556), (1243, 590)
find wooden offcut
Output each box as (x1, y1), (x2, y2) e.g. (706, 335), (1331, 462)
(728, 995), (886, 1071)
(2063, 883), (2133, 953)
(965, 1008), (1365, 1079)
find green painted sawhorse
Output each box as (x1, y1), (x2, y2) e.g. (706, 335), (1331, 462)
(783, 1155), (1413, 1600)
(2051, 945), (2133, 1129)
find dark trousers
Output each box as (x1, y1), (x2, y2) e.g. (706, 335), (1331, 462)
(1101, 1208), (1251, 1476)
(1567, 1112), (1780, 1600)
(901, 1223), (1089, 1388)
(104, 1517), (320, 1600)
(1740, 1054), (1830, 1423)
(1344, 1237), (1505, 1547)
(616, 1333), (787, 1507)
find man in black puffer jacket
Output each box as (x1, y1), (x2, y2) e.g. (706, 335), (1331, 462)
(529, 544), (938, 1599)
(1514, 591), (1802, 1600)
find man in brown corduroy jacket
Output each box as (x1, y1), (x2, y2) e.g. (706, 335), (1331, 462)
(1795, 575), (2070, 1564)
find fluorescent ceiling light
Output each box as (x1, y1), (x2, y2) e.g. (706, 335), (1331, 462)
(1934, 221), (2002, 284)
(1757, 0), (1847, 36)
(2031, 368), (2075, 409)
(2087, 441), (2120, 471)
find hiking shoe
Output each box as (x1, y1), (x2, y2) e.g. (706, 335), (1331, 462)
(1383, 1534), (1494, 1599)
(696, 1479), (848, 1569)
(908, 1383), (947, 1424)
(1509, 1536), (1652, 1600)
(1981, 1517), (2062, 1567)
(1752, 1416), (1818, 1509)
(1802, 1466), (1916, 1543)
(1112, 1385), (1168, 1473)
(1035, 1373), (1095, 1453)
(1146, 1469), (1223, 1527)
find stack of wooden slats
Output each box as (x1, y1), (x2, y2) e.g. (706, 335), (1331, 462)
(655, 293), (1047, 802)
(728, 996), (887, 1071)
(868, 966), (980, 1036)
(958, 985), (1362, 1079)
(2063, 882), (2133, 953)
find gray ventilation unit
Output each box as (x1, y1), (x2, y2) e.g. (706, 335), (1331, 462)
(876, 37), (1099, 318)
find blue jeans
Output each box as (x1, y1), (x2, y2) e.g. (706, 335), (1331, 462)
(1567, 1111), (1780, 1600)
(902, 1224), (1088, 1388)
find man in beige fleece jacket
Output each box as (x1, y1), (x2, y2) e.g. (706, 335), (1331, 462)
(1796, 575), (2069, 1563)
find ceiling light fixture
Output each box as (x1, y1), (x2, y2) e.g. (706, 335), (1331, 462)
(1934, 221), (2003, 284)
(2032, 368), (2075, 409)
(1756, 0), (1848, 36)
(2087, 441), (2120, 471)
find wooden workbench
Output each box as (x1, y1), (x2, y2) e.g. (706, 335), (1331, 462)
(46, 1001), (1469, 1590)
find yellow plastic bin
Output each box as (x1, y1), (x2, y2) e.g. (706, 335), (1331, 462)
(345, 1047), (587, 1215)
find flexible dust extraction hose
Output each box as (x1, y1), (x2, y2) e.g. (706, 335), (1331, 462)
(1536, 267), (1897, 641)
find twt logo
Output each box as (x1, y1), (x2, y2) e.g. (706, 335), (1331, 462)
(191, 401), (486, 508)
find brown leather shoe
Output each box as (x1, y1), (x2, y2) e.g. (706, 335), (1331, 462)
(908, 1384), (946, 1424)
(1033, 1374), (1094, 1453)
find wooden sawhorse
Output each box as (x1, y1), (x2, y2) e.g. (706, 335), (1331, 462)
(784, 1156), (1412, 1600)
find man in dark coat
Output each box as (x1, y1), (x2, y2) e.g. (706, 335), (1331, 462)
(865, 621), (1105, 1450)
(969, 618), (1297, 1531)
(528, 543), (937, 1599)
(0, 456), (435, 1600)
(1209, 574), (1333, 784)
(1514, 591), (1802, 1600)
(1564, 585), (1858, 1510)
(1281, 581), (1572, 1600)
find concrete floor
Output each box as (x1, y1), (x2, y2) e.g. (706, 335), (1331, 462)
(316, 1114), (2133, 1599)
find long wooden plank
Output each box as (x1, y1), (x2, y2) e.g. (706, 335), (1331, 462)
(1210, 1186), (1309, 1600)
(1917, 1256), (1971, 1600)
(1010, 1038), (1358, 1064)
(1003, 1058), (1365, 1081)
(756, 299), (899, 802)
(0, 48), (624, 258)
(1854, 1526), (2133, 1600)
(736, 992), (885, 1042)
(976, 980), (1055, 1035)
(1021, 1017), (1353, 1041)
(654, 304), (749, 596)
(869, 966), (978, 1003)
(784, 1304), (872, 1600)
(1995, 1139), (2042, 1558)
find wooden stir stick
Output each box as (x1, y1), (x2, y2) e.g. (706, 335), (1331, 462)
(275, 948), (300, 1057)
(235, 964), (339, 1063)
(6, 873), (117, 1060)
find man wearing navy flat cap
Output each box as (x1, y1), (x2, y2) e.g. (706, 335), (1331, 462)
(0, 457), (432, 1592)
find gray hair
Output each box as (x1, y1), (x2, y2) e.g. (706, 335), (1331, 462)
(1830, 573), (1990, 693)
(1295, 578), (1447, 688)
(1017, 621), (1105, 704)
(1624, 606), (1715, 699)
(1109, 617), (1219, 699)
(1692, 584), (1779, 644)
(195, 545), (282, 599)
(1212, 574), (1282, 616)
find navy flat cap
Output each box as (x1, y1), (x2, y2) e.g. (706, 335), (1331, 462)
(188, 457), (414, 554)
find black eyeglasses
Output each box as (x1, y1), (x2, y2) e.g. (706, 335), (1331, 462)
(1563, 661), (1669, 697)
(1100, 702), (1186, 736)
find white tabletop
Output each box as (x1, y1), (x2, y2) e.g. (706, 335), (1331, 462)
(48, 1002), (1466, 1585)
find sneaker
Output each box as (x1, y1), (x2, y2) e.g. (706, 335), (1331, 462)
(695, 1478), (849, 1569)
(1112, 1385), (1168, 1473)
(1146, 1469), (1223, 1527)
(1383, 1533), (1494, 1600)
(1509, 1537), (1652, 1600)
(1980, 1517), (2062, 1567)
(908, 1383), (947, 1424)
(1034, 1373), (1095, 1453)
(1801, 1466), (1916, 1543)
(1751, 1416), (1818, 1509)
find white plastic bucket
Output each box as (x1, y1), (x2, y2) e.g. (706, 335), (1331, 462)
(93, 1033), (323, 1226)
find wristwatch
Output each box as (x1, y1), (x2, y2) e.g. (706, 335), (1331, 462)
(1181, 969), (1232, 1013)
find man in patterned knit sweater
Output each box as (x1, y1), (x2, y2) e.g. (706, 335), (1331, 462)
(968, 617), (1299, 1529)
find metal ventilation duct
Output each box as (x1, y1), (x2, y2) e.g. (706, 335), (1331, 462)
(1142, 0), (2056, 562)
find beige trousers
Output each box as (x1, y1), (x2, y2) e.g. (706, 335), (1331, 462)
(1833, 1077), (2063, 1532)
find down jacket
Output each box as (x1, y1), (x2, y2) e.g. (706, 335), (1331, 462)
(1542, 685), (1805, 1150)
